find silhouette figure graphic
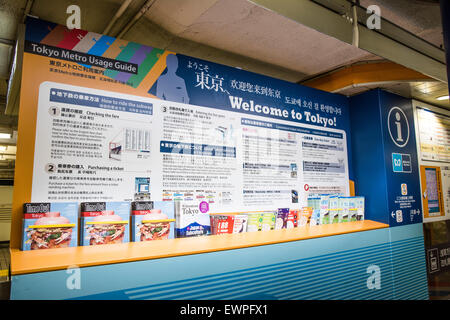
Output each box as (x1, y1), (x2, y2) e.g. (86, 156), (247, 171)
(156, 54), (190, 103)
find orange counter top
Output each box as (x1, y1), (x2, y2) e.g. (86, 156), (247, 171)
(11, 220), (388, 275)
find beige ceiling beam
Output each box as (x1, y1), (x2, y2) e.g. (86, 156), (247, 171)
(302, 61), (432, 92)
(250, 0), (447, 83)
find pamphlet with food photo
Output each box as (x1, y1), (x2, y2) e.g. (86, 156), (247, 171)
(131, 201), (175, 241)
(80, 202), (131, 246)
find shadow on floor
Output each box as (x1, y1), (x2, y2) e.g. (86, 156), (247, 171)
(0, 281), (10, 300)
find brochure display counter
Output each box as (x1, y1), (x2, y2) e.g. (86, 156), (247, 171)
(12, 221), (386, 275)
(9, 18), (429, 300)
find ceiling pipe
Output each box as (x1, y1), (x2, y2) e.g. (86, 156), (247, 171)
(116, 0), (157, 38)
(22, 0), (35, 23)
(0, 38), (14, 47)
(103, 0), (135, 35)
(351, 0), (359, 48)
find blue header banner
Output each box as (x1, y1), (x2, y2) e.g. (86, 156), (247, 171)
(49, 88), (153, 115)
(149, 54), (350, 132)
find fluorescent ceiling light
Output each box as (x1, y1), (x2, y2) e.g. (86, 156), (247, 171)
(0, 133), (11, 139)
(436, 95), (449, 101)
(0, 146), (7, 151)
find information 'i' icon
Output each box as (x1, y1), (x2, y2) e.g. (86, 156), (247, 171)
(387, 106), (409, 148)
(395, 112), (403, 142)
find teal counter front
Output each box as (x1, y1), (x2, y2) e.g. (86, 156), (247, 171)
(10, 221), (428, 300)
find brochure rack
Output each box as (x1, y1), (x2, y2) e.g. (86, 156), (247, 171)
(11, 220), (387, 275)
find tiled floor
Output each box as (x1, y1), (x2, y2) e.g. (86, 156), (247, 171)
(429, 286), (450, 300)
(0, 243), (10, 283)
(0, 243), (10, 300)
(0, 282), (9, 300)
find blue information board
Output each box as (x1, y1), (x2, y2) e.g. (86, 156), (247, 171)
(350, 89), (422, 226)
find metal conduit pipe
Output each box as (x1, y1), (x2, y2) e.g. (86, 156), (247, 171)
(351, 0), (359, 48)
(116, 0), (157, 38)
(0, 39), (14, 47)
(22, 0), (34, 23)
(103, 0), (135, 35)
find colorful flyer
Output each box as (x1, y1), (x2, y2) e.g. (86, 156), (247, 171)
(320, 195), (330, 225)
(307, 197), (320, 226)
(175, 199), (211, 238)
(298, 207), (312, 227)
(356, 196), (365, 221)
(275, 208), (290, 230)
(329, 196), (340, 223)
(232, 214), (248, 233)
(210, 214), (235, 235)
(349, 197), (357, 222)
(261, 211), (276, 231)
(246, 212), (264, 232)
(338, 197), (350, 223)
(287, 209), (299, 229)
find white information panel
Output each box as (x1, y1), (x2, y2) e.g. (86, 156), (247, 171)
(31, 81), (350, 212)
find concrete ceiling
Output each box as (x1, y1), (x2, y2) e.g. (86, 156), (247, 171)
(338, 80), (450, 109)
(0, 0), (445, 85)
(0, 0), (447, 102)
(142, 0), (379, 77)
(0, 0), (448, 179)
(360, 0), (443, 48)
(1, 0), (379, 83)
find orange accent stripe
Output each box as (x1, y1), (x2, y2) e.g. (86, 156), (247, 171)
(10, 55), (42, 249)
(349, 180), (355, 197)
(303, 62), (431, 93)
(10, 220), (388, 275)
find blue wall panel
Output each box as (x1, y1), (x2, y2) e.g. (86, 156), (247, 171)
(349, 89), (389, 223)
(349, 89), (422, 226)
(378, 90), (423, 226)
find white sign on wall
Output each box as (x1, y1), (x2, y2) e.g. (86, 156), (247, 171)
(31, 81), (350, 213)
